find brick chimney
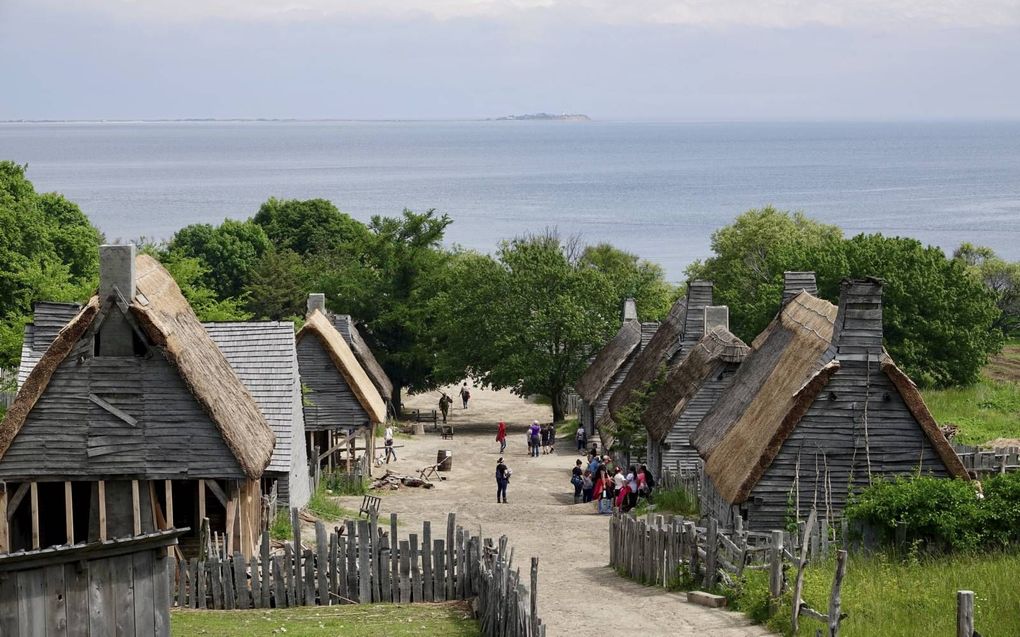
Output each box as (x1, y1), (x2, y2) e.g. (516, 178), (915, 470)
(782, 271), (818, 305)
(703, 305), (729, 334)
(834, 278), (884, 361)
(622, 298), (638, 323)
(307, 293), (327, 315)
(97, 244), (137, 356)
(681, 280), (713, 350)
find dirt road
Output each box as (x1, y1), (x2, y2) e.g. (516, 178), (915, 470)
(341, 384), (771, 637)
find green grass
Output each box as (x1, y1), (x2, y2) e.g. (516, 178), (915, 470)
(556, 418), (579, 437)
(322, 471), (369, 496)
(171, 602), (480, 636)
(923, 377), (1020, 445)
(727, 552), (1020, 637)
(307, 483), (359, 521)
(633, 486), (700, 517)
(268, 509), (292, 541)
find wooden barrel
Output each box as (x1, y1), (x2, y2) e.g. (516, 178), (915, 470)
(437, 449), (453, 472)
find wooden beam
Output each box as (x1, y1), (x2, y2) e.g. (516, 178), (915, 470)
(205, 480), (228, 509)
(87, 393), (138, 426)
(6, 483), (29, 521)
(98, 481), (107, 541)
(0, 483), (8, 553)
(30, 482), (39, 550)
(131, 480), (141, 536)
(225, 482), (237, 556)
(64, 481), (74, 545)
(198, 479), (206, 521)
(165, 480), (174, 529)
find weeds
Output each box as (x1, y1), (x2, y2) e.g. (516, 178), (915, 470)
(268, 509), (292, 541)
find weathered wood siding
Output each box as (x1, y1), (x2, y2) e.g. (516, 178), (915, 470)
(659, 363), (738, 475)
(297, 335), (371, 433)
(0, 336), (245, 481)
(745, 361), (952, 531)
(594, 322), (657, 441)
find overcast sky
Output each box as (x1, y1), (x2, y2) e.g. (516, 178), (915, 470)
(1, 0), (1019, 120)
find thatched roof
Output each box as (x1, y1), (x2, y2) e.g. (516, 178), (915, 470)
(575, 320), (642, 403)
(0, 255), (277, 479)
(693, 291), (837, 464)
(297, 309), (387, 424)
(607, 296), (687, 421)
(333, 315), (394, 403)
(642, 326), (750, 442)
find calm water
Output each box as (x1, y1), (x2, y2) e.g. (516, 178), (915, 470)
(2, 120), (1019, 280)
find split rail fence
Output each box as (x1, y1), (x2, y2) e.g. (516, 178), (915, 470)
(168, 510), (545, 637)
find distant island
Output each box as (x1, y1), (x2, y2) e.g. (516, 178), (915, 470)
(494, 113), (591, 121)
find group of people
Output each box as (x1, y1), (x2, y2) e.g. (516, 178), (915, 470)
(570, 452), (655, 512)
(438, 383), (473, 424)
(527, 421), (557, 456)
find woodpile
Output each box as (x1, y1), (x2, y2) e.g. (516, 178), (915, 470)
(371, 470), (435, 490)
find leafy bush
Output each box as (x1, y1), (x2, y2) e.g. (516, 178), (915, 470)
(322, 471), (368, 496)
(846, 474), (1020, 553)
(269, 509), (292, 541)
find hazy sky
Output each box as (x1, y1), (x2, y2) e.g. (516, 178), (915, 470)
(2, 0), (1019, 120)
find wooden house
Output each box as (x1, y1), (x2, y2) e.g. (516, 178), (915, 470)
(328, 307), (395, 419)
(607, 280), (715, 429)
(0, 245), (275, 557)
(694, 276), (968, 530)
(296, 295), (386, 473)
(642, 307), (750, 477)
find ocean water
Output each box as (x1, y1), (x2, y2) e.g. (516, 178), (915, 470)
(1, 120), (1019, 281)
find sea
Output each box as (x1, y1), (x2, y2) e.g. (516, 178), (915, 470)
(2, 120), (1019, 281)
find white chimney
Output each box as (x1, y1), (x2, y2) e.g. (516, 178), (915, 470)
(622, 298), (638, 322)
(99, 244), (136, 302)
(307, 293), (326, 315)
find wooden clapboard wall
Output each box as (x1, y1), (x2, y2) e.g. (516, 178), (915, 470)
(297, 335), (371, 433)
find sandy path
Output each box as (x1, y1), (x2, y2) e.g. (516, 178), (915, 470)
(340, 384), (771, 637)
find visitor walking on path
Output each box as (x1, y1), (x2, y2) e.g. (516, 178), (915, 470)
(439, 392), (452, 423)
(576, 423), (587, 451)
(528, 421), (541, 457)
(460, 383), (471, 408)
(383, 425), (397, 463)
(582, 470), (594, 503)
(495, 457), (510, 503)
(496, 420), (507, 453)
(571, 459), (584, 503)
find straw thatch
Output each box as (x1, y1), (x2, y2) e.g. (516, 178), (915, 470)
(0, 255), (277, 479)
(642, 326), (750, 443)
(607, 296), (687, 421)
(297, 309), (387, 424)
(693, 291), (837, 473)
(574, 320), (642, 403)
(335, 316), (394, 402)
(881, 354), (969, 479)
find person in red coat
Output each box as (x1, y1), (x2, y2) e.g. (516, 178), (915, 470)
(496, 420), (507, 453)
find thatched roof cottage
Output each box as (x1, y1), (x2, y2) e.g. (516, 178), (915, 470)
(694, 275), (968, 530)
(642, 307), (750, 476)
(297, 295), (386, 474)
(0, 246), (275, 557)
(330, 310), (395, 416)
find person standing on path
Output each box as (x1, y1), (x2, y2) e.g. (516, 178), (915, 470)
(528, 421), (541, 457)
(439, 392), (452, 423)
(571, 459), (584, 503)
(495, 457), (509, 503)
(460, 383), (471, 408)
(384, 424), (397, 463)
(576, 423), (587, 451)
(496, 420), (507, 453)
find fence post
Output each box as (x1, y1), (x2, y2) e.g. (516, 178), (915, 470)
(828, 550), (848, 637)
(530, 557), (539, 637)
(768, 530), (784, 601)
(703, 517), (718, 590)
(957, 590), (975, 637)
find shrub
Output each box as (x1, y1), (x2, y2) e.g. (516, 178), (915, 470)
(980, 472), (1020, 548)
(269, 509), (292, 540)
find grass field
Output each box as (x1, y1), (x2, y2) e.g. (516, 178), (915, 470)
(923, 342), (1020, 445)
(730, 551), (1020, 637)
(171, 602), (480, 636)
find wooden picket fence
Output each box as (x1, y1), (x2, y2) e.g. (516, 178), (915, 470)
(609, 508), (848, 636)
(952, 443), (1020, 476)
(168, 510), (545, 637)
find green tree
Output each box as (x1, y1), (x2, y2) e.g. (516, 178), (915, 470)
(167, 219), (271, 298)
(579, 243), (676, 320)
(0, 162), (100, 368)
(243, 248), (311, 321)
(140, 248), (252, 322)
(431, 233), (620, 422)
(954, 243), (1020, 338)
(686, 206), (845, 340)
(252, 198), (372, 256)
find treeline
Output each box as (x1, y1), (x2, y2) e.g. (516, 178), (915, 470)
(0, 162), (1016, 416)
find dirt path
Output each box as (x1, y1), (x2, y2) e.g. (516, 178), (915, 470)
(339, 384), (771, 637)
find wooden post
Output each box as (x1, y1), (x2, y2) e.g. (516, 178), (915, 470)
(200, 518), (211, 561)
(957, 590), (975, 637)
(828, 550), (848, 637)
(164, 480), (174, 529)
(30, 481), (39, 549)
(64, 481), (74, 544)
(225, 483), (237, 556)
(791, 508), (818, 634)
(703, 517), (718, 589)
(769, 529), (784, 600)
(0, 482), (7, 553)
(198, 479), (206, 522)
(131, 479), (141, 536)
(292, 507), (302, 603)
(530, 557), (539, 637)
(98, 480), (108, 541)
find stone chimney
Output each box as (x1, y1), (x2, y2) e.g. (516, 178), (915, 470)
(703, 305), (729, 335)
(834, 278), (884, 361)
(307, 293), (327, 315)
(782, 271), (818, 305)
(681, 280), (714, 350)
(622, 298), (638, 323)
(97, 244), (137, 356)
